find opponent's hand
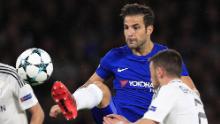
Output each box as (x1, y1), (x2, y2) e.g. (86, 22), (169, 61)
(49, 105), (61, 118)
(103, 114), (130, 124)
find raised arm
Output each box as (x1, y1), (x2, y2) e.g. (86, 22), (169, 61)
(103, 114), (158, 124)
(135, 119), (158, 124)
(81, 72), (104, 87)
(181, 76), (199, 95)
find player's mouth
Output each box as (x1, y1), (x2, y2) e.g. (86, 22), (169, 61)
(127, 38), (137, 43)
(127, 39), (137, 46)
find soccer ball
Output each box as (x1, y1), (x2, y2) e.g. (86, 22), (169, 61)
(16, 48), (53, 86)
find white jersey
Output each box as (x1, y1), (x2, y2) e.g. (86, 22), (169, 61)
(143, 79), (208, 124)
(0, 63), (38, 124)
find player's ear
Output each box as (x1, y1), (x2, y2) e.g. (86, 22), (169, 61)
(146, 25), (153, 35)
(156, 67), (164, 78)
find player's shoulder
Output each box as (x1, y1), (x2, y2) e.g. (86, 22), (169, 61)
(0, 63), (18, 77)
(163, 79), (193, 95)
(0, 63), (16, 71)
(159, 80), (183, 95)
(104, 45), (129, 58)
(0, 62), (26, 88)
(154, 43), (168, 52)
(109, 45), (128, 54)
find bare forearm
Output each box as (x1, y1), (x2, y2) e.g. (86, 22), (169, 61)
(81, 72), (104, 88)
(30, 112), (44, 124)
(134, 119), (158, 124)
(29, 103), (44, 124)
(181, 76), (197, 90)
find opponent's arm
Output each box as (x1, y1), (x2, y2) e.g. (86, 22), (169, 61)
(181, 76), (199, 94)
(135, 119), (158, 124)
(28, 103), (44, 124)
(103, 114), (158, 124)
(181, 76), (196, 89)
(81, 72), (104, 87)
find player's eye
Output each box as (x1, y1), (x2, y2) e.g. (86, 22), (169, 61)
(133, 25), (140, 30)
(124, 25), (128, 30)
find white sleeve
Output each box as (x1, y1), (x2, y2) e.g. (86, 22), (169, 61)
(10, 75), (38, 110)
(143, 85), (179, 123)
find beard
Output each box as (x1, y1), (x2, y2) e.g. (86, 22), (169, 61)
(126, 39), (138, 49)
(126, 38), (147, 50)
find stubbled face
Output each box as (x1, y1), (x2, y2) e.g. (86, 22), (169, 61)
(124, 15), (149, 49)
(150, 62), (160, 88)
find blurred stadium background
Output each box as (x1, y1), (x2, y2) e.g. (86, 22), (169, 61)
(0, 0), (219, 123)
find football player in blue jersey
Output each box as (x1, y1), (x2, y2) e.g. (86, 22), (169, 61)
(49, 3), (198, 123)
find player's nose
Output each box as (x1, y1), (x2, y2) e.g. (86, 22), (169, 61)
(127, 30), (135, 37)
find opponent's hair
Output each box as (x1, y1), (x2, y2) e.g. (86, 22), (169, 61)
(149, 49), (183, 78)
(120, 3), (155, 27)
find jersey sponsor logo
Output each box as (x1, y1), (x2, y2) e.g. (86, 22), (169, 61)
(129, 81), (153, 88)
(20, 93), (32, 102)
(120, 80), (128, 87)
(119, 80), (153, 89)
(148, 106), (157, 112)
(117, 68), (128, 72)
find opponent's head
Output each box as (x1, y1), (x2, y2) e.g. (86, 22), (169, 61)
(149, 49), (182, 88)
(120, 3), (155, 49)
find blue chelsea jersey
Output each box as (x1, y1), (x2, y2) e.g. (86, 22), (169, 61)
(96, 43), (189, 122)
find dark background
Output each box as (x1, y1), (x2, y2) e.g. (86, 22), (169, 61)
(0, 0), (219, 123)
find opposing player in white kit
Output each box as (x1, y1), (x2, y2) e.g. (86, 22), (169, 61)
(0, 63), (44, 124)
(103, 49), (208, 124)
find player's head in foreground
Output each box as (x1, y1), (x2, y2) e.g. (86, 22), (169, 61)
(120, 3), (155, 51)
(149, 49), (182, 88)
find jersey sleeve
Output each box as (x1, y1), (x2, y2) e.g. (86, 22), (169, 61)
(143, 85), (179, 123)
(95, 50), (114, 80)
(181, 62), (189, 76)
(10, 75), (38, 110)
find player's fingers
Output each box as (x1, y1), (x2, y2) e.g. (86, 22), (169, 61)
(49, 105), (60, 118)
(103, 116), (113, 124)
(49, 109), (57, 118)
(106, 114), (130, 124)
(106, 114), (123, 120)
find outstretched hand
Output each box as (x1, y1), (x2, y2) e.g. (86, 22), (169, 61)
(49, 105), (61, 118)
(103, 114), (130, 124)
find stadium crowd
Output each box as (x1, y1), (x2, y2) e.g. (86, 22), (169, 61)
(0, 0), (219, 123)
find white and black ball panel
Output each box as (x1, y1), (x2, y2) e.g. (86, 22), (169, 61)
(17, 67), (27, 80)
(35, 71), (48, 82)
(39, 50), (51, 63)
(16, 48), (53, 86)
(16, 49), (33, 68)
(27, 53), (41, 65)
(46, 63), (53, 76)
(26, 65), (39, 78)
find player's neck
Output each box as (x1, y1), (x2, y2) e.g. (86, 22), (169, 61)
(160, 76), (180, 86)
(132, 40), (154, 56)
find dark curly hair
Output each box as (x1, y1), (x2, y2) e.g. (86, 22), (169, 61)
(120, 3), (155, 27)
